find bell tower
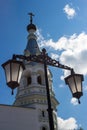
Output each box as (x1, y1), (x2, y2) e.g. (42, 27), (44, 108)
(13, 13), (59, 130)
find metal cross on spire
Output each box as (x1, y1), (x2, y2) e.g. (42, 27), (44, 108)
(28, 12), (35, 24)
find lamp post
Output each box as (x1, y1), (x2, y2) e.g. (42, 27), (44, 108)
(2, 47), (84, 130)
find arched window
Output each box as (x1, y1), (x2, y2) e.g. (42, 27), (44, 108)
(41, 126), (48, 130)
(37, 75), (42, 84)
(42, 127), (46, 130)
(27, 76), (31, 85)
(42, 110), (45, 117)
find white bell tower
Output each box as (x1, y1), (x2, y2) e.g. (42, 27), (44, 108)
(13, 13), (59, 130)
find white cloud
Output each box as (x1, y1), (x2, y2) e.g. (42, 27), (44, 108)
(40, 32), (87, 76)
(51, 53), (59, 60)
(58, 117), (78, 129)
(71, 98), (78, 105)
(59, 32), (87, 75)
(36, 28), (46, 48)
(63, 4), (76, 19)
(59, 84), (65, 88)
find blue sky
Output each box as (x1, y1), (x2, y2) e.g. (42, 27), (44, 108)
(0, 0), (87, 129)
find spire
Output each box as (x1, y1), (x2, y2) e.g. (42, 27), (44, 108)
(24, 13), (40, 56)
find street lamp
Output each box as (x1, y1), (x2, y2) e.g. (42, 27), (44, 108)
(2, 59), (25, 95)
(65, 69), (83, 104)
(65, 69), (84, 104)
(2, 48), (84, 130)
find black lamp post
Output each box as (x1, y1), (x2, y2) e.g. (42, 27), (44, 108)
(2, 48), (84, 130)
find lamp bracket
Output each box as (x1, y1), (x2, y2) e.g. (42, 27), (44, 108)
(13, 49), (73, 72)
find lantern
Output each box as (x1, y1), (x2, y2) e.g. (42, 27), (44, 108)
(65, 73), (84, 103)
(2, 59), (25, 94)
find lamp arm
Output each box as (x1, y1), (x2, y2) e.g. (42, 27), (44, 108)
(12, 53), (73, 71)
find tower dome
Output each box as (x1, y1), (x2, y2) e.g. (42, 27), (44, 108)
(27, 23), (36, 32)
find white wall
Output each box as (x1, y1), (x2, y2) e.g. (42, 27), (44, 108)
(0, 105), (39, 130)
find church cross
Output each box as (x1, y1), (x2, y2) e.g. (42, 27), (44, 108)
(28, 12), (35, 24)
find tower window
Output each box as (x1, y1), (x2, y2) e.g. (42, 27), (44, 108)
(42, 127), (46, 130)
(37, 75), (42, 84)
(42, 110), (45, 117)
(27, 76), (31, 85)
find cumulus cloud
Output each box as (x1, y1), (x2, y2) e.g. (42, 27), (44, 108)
(36, 28), (46, 47)
(59, 84), (65, 88)
(71, 98), (78, 105)
(58, 117), (78, 129)
(51, 53), (59, 60)
(39, 32), (87, 76)
(63, 4), (76, 19)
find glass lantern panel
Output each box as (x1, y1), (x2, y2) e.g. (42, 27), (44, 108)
(68, 77), (77, 93)
(11, 62), (20, 82)
(5, 63), (10, 83)
(18, 66), (23, 83)
(74, 75), (82, 92)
